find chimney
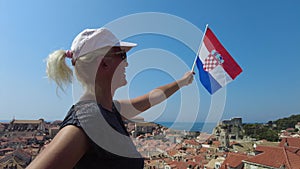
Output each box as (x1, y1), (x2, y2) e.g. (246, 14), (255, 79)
(284, 138), (289, 147)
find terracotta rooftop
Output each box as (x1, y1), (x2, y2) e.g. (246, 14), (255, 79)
(0, 148), (14, 152)
(0, 149), (31, 166)
(193, 155), (205, 164)
(286, 148), (300, 169)
(279, 137), (300, 148)
(197, 133), (212, 142)
(167, 149), (181, 157)
(220, 152), (249, 169)
(185, 148), (196, 154)
(183, 139), (200, 146)
(212, 141), (221, 147)
(244, 145), (300, 169)
(0, 142), (8, 146)
(167, 160), (198, 169)
(51, 120), (62, 125)
(199, 147), (208, 153)
(284, 146), (300, 156)
(230, 141), (240, 146)
(35, 136), (44, 141)
(0, 137), (8, 142)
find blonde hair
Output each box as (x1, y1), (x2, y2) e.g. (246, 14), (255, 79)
(46, 48), (110, 94)
(46, 50), (73, 92)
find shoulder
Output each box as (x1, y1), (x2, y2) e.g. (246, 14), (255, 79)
(75, 100), (100, 115)
(47, 125), (89, 167)
(27, 125), (89, 169)
(60, 101), (99, 129)
(74, 101), (101, 124)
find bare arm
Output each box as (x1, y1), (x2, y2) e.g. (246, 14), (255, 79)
(117, 71), (194, 119)
(26, 125), (89, 169)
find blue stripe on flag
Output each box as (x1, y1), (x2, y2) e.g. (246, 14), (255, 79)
(196, 58), (222, 94)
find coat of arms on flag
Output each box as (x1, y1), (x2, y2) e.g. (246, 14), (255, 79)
(192, 25), (242, 94)
(203, 49), (224, 72)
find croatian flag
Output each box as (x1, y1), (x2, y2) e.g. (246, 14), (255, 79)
(196, 27), (242, 94)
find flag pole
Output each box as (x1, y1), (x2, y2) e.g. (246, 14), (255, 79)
(191, 24), (209, 72)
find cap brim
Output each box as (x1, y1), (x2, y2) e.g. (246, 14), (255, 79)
(114, 41), (137, 52)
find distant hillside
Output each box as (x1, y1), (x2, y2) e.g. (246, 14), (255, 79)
(243, 113), (300, 142)
(273, 114), (300, 130)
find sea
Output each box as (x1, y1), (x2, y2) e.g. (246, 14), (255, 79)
(0, 120), (10, 123)
(1, 120), (217, 133)
(154, 122), (217, 133)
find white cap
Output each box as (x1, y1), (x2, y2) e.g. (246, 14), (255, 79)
(70, 27), (137, 60)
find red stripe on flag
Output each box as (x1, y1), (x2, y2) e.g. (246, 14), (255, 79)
(203, 28), (242, 79)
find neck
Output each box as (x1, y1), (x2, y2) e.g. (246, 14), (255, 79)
(95, 82), (115, 111)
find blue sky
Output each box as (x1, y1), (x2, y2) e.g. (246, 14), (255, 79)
(0, 0), (299, 124)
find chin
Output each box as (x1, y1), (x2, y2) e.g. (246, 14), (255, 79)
(113, 79), (127, 90)
(120, 79), (127, 87)
(112, 73), (127, 89)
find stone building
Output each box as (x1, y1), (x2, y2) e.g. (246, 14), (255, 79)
(213, 117), (244, 143)
(135, 122), (157, 136)
(1, 119), (47, 139)
(0, 124), (5, 132)
(221, 118), (242, 127)
(219, 128), (229, 148)
(7, 119), (46, 132)
(49, 127), (60, 138)
(295, 122), (300, 131)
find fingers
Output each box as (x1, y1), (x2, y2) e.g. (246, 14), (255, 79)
(179, 71), (195, 87)
(186, 71), (194, 85)
(188, 75), (194, 84)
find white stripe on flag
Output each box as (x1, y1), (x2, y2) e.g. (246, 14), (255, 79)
(198, 43), (209, 62)
(209, 65), (233, 87)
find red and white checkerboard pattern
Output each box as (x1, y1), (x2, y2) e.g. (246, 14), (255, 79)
(203, 54), (220, 72)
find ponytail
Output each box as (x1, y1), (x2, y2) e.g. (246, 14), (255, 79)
(46, 50), (73, 92)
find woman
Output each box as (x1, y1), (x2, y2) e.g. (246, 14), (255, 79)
(27, 27), (194, 169)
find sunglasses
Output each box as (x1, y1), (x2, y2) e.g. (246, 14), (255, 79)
(109, 50), (127, 60)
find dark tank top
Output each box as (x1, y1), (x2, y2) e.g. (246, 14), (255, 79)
(60, 101), (144, 169)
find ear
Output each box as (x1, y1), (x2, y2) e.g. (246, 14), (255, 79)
(99, 57), (112, 71)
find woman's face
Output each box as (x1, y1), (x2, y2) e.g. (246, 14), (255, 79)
(107, 47), (129, 89)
